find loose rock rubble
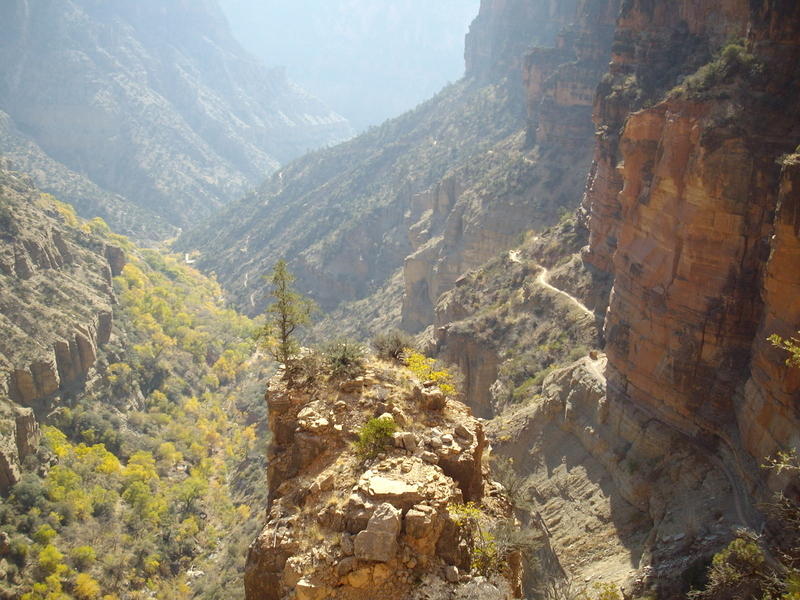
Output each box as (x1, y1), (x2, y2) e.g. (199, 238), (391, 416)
(245, 361), (521, 600)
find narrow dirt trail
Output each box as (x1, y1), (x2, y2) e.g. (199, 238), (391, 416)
(535, 265), (594, 318)
(584, 355), (607, 384)
(507, 249), (594, 318)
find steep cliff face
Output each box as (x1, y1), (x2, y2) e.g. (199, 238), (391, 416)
(0, 0), (351, 234)
(741, 155), (800, 473)
(179, 0), (604, 339)
(415, 1), (800, 595)
(0, 165), (120, 405)
(0, 406), (40, 496)
(490, 356), (750, 598)
(399, 0), (619, 335)
(246, 363), (522, 600)
(583, 0), (800, 474)
(0, 163), (122, 492)
(465, 0), (578, 81)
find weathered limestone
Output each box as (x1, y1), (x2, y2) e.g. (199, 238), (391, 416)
(354, 503), (401, 562)
(400, 1), (618, 336)
(0, 166), (125, 498)
(246, 366), (521, 599)
(0, 406), (43, 495)
(490, 355), (751, 597)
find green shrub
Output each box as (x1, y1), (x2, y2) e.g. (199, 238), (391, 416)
(355, 416), (397, 459)
(0, 200), (18, 234)
(372, 329), (417, 361)
(586, 582), (624, 600)
(448, 502), (500, 577)
(69, 545), (97, 570)
(678, 39), (762, 98)
(689, 535), (768, 600)
(11, 474), (47, 511)
(449, 502), (541, 578)
(512, 377), (540, 404)
(323, 340), (366, 379)
(32, 524), (57, 545)
(8, 535), (31, 567)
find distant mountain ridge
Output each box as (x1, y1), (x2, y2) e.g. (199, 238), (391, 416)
(0, 0), (352, 237)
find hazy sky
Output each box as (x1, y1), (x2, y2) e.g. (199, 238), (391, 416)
(218, 0), (481, 132)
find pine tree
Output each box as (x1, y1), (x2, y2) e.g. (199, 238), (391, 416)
(258, 260), (315, 367)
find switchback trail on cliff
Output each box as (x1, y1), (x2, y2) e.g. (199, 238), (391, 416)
(535, 264), (594, 318)
(507, 249), (595, 318)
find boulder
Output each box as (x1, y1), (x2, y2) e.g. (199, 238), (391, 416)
(393, 431), (418, 452)
(404, 504), (437, 539)
(354, 503), (401, 562)
(421, 388), (446, 411)
(363, 475), (423, 508)
(445, 565), (459, 583)
(336, 556), (358, 576)
(295, 578), (329, 600)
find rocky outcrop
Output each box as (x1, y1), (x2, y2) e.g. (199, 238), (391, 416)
(490, 356), (750, 597)
(0, 0), (351, 233)
(0, 165), (122, 492)
(0, 167), (120, 398)
(582, 1), (800, 479)
(465, 0), (579, 81)
(0, 406), (41, 495)
(523, 0), (618, 148)
(245, 363), (521, 600)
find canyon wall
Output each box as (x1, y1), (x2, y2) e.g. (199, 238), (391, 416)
(0, 0), (351, 235)
(465, 0), (578, 81)
(178, 0), (608, 335)
(0, 164), (122, 493)
(583, 0), (800, 474)
(399, 0), (619, 334)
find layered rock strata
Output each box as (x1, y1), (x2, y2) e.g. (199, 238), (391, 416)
(583, 0), (800, 475)
(245, 362), (522, 600)
(465, 0), (579, 81)
(0, 164), (121, 491)
(180, 0), (613, 339)
(399, 0), (619, 334)
(490, 355), (749, 598)
(0, 407), (40, 495)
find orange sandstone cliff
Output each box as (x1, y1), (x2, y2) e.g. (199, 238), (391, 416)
(584, 0), (800, 485)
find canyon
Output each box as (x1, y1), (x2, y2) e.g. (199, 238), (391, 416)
(0, 0), (352, 238)
(221, 0), (799, 597)
(0, 0), (798, 598)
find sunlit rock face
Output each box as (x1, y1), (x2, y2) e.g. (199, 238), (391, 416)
(584, 0), (800, 470)
(0, 164), (122, 494)
(245, 365), (520, 600)
(400, 0), (619, 335)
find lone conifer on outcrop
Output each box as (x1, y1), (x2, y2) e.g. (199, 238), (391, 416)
(257, 260), (316, 367)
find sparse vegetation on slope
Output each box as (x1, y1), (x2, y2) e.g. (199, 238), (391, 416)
(0, 183), (269, 600)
